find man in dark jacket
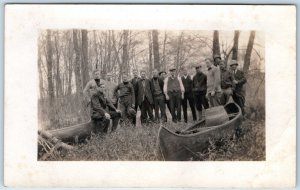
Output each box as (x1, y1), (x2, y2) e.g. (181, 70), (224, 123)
(90, 83), (121, 133)
(131, 69), (140, 110)
(136, 70), (154, 124)
(229, 60), (247, 115)
(220, 60), (234, 105)
(150, 69), (167, 123)
(181, 67), (197, 123)
(114, 73), (137, 125)
(192, 64), (209, 120)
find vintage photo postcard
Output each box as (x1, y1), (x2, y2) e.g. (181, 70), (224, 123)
(4, 4), (296, 188)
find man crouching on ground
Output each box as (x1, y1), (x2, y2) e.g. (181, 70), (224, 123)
(90, 83), (121, 133)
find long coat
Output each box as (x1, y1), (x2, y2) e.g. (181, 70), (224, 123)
(136, 78), (154, 106)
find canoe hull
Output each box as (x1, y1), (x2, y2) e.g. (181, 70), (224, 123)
(157, 103), (243, 161)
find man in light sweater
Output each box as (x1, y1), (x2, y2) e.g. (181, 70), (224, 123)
(163, 68), (185, 123)
(205, 58), (222, 107)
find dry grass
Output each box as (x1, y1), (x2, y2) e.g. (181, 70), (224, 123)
(46, 117), (265, 161)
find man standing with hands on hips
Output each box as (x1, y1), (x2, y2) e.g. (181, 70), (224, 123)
(163, 67), (185, 123)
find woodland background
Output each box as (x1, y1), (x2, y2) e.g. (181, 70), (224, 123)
(38, 30), (265, 161)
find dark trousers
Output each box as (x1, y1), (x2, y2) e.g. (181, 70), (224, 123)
(232, 93), (245, 115)
(194, 91), (209, 111)
(182, 93), (197, 122)
(153, 94), (167, 122)
(168, 91), (182, 122)
(92, 111), (121, 133)
(119, 102), (137, 125)
(140, 97), (154, 124)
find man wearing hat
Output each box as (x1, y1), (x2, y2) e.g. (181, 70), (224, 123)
(206, 58), (222, 107)
(213, 54), (222, 66)
(105, 72), (118, 108)
(159, 70), (171, 116)
(181, 67), (197, 123)
(229, 60), (247, 115)
(220, 60), (234, 104)
(136, 70), (154, 124)
(150, 69), (167, 123)
(114, 73), (137, 125)
(83, 69), (107, 105)
(163, 67), (185, 123)
(131, 69), (140, 115)
(192, 63), (209, 120)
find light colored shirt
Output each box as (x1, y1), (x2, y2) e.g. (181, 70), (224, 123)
(163, 76), (185, 96)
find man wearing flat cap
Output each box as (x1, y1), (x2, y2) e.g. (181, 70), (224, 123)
(192, 63), (209, 120)
(163, 67), (185, 123)
(229, 60), (247, 115)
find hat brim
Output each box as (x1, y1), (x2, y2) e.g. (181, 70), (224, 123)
(230, 63), (238, 66)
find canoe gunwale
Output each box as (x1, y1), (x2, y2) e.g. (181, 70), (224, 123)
(158, 102), (242, 138)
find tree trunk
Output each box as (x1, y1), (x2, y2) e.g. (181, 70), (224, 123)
(107, 30), (112, 72)
(122, 30), (129, 75)
(67, 33), (73, 95)
(38, 43), (44, 99)
(148, 31), (153, 75)
(243, 31), (256, 73)
(232, 30), (240, 61)
(46, 30), (55, 101)
(54, 33), (62, 97)
(152, 30), (160, 71)
(175, 32), (183, 72)
(81, 30), (89, 88)
(213, 30), (221, 58)
(162, 31), (167, 71)
(73, 30), (82, 95)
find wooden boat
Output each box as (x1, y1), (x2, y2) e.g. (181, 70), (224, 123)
(48, 120), (94, 142)
(157, 102), (243, 161)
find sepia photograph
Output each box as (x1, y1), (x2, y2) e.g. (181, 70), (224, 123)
(37, 29), (265, 161)
(4, 5), (295, 188)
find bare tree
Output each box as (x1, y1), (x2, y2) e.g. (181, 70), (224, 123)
(73, 30), (82, 94)
(152, 30), (160, 71)
(122, 30), (129, 74)
(243, 31), (256, 73)
(213, 30), (221, 58)
(161, 31), (168, 71)
(38, 35), (45, 99)
(232, 30), (240, 61)
(46, 30), (55, 101)
(54, 32), (62, 97)
(81, 30), (89, 87)
(148, 31), (153, 74)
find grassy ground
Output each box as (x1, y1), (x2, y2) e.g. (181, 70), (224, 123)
(50, 113), (265, 161)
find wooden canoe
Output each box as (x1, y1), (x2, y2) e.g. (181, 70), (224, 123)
(157, 103), (243, 161)
(48, 120), (94, 142)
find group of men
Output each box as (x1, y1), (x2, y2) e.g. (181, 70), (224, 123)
(83, 55), (247, 133)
